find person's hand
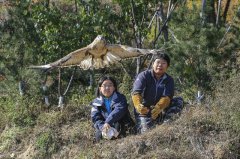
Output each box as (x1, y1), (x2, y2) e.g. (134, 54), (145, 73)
(151, 96), (171, 120)
(136, 104), (149, 115)
(132, 94), (149, 115)
(102, 123), (111, 134)
(151, 106), (162, 120)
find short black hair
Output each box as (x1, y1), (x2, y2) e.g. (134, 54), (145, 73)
(96, 76), (118, 97)
(152, 53), (170, 66)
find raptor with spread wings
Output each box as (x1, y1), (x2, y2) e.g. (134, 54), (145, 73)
(29, 35), (160, 70)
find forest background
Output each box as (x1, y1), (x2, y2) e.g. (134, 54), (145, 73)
(0, 0), (240, 158)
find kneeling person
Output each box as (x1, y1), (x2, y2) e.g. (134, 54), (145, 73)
(132, 53), (183, 133)
(90, 76), (133, 142)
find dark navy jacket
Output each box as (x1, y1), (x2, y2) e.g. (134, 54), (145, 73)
(132, 69), (174, 107)
(90, 92), (129, 130)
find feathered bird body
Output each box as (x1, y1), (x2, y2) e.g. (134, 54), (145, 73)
(29, 35), (160, 70)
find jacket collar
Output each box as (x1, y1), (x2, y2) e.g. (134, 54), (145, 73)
(94, 91), (118, 107)
(110, 91), (118, 103)
(150, 69), (168, 80)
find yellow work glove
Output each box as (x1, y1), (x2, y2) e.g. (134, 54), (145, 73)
(132, 94), (149, 115)
(151, 96), (171, 120)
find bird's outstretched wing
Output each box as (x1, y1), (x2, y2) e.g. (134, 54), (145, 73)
(29, 35), (107, 70)
(101, 44), (159, 66)
(29, 46), (89, 70)
(106, 44), (159, 58)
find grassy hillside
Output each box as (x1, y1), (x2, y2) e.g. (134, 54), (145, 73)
(0, 73), (239, 159)
(0, 1), (240, 158)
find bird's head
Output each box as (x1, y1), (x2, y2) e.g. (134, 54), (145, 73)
(96, 35), (105, 41)
(89, 35), (107, 49)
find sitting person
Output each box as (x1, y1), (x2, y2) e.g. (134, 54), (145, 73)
(90, 76), (134, 142)
(131, 53), (183, 134)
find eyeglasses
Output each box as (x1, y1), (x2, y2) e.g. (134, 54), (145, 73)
(101, 84), (114, 88)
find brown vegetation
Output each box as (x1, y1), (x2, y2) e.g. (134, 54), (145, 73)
(0, 74), (239, 159)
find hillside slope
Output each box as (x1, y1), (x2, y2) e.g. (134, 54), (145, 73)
(0, 74), (239, 159)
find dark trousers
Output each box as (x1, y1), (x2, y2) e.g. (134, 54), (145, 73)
(135, 97), (184, 134)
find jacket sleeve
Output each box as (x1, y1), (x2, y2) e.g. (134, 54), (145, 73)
(163, 76), (174, 99)
(132, 71), (146, 94)
(90, 103), (105, 130)
(105, 95), (128, 125)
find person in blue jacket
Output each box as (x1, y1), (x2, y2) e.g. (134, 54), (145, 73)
(132, 53), (183, 133)
(90, 76), (134, 142)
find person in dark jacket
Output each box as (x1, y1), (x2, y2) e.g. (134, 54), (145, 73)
(90, 76), (134, 142)
(132, 53), (183, 134)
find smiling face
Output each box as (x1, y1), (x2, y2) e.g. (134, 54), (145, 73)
(152, 58), (169, 78)
(99, 79), (115, 98)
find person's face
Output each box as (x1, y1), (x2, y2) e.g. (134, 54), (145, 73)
(152, 58), (168, 76)
(99, 80), (115, 98)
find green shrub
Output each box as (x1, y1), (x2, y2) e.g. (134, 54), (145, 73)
(0, 126), (21, 153)
(37, 111), (63, 127)
(35, 130), (59, 159)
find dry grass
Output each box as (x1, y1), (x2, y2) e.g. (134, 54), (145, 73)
(0, 74), (239, 159)
(92, 74), (240, 159)
(95, 104), (239, 159)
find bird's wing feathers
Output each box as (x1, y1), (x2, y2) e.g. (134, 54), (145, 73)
(106, 44), (158, 58)
(29, 47), (89, 70)
(52, 47), (89, 67)
(102, 52), (121, 67)
(78, 54), (93, 70)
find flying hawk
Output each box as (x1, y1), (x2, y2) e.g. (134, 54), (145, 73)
(29, 35), (160, 70)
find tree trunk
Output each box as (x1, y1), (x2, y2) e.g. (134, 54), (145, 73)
(75, 0), (78, 12)
(223, 0), (231, 23)
(201, 0), (206, 21)
(130, 0), (142, 75)
(206, 0), (216, 24)
(45, 0), (50, 8)
(159, 2), (169, 42)
(216, 0), (222, 26)
(153, 1), (177, 46)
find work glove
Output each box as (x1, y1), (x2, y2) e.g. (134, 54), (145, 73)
(132, 94), (149, 115)
(151, 96), (171, 120)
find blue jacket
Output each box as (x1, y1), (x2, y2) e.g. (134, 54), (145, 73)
(90, 92), (129, 130)
(132, 69), (174, 107)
